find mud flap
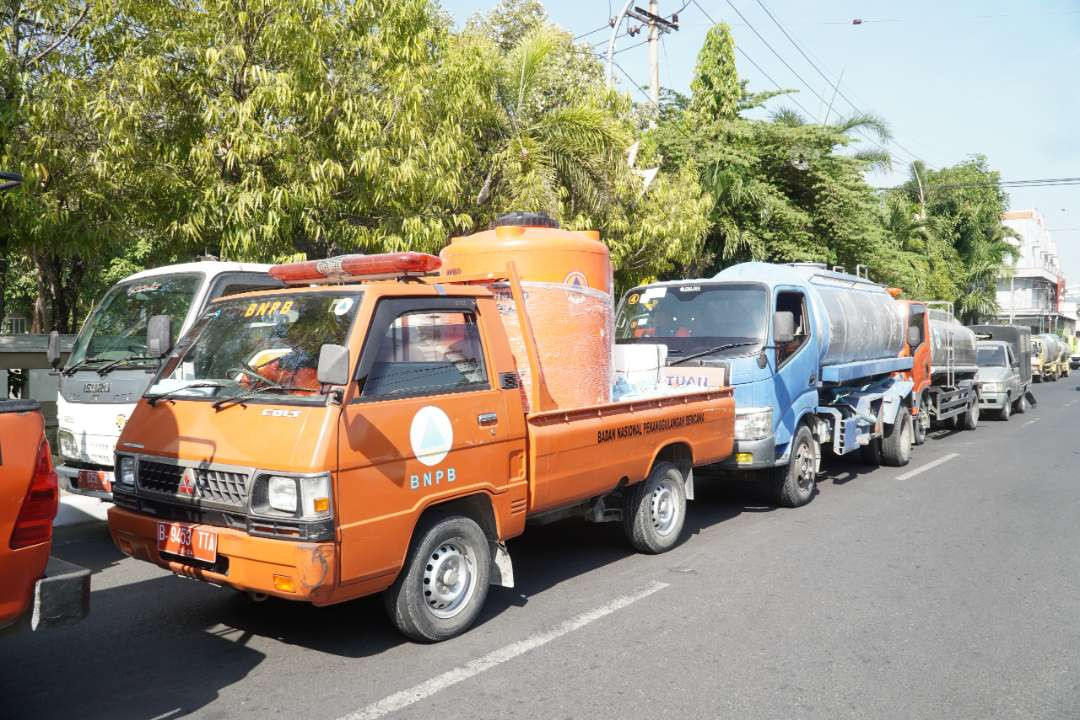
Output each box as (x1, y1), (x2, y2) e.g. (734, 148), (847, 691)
(490, 542), (514, 588)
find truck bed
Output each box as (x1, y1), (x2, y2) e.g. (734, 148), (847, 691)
(525, 388), (735, 513)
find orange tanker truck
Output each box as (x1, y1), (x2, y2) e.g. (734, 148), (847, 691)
(895, 298), (981, 442)
(107, 218), (735, 641)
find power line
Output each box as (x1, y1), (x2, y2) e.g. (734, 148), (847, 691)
(575, 23), (611, 41)
(693, 0), (907, 169)
(752, 0), (930, 168)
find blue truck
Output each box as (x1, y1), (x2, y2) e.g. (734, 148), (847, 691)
(615, 262), (915, 507)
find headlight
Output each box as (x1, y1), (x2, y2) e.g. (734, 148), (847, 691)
(982, 382), (1001, 392)
(118, 456), (136, 486)
(58, 429), (78, 459)
(734, 407), (773, 441)
(267, 476), (298, 513)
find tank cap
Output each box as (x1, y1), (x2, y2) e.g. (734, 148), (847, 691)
(489, 211), (559, 229)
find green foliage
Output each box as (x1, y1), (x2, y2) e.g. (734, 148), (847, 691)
(690, 24), (740, 121)
(0, 1), (1018, 333)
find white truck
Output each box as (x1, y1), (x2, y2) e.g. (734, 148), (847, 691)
(49, 261), (280, 499)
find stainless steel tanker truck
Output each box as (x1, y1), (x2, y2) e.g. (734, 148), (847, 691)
(615, 262), (915, 508)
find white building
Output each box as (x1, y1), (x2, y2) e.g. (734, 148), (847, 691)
(995, 210), (1074, 336)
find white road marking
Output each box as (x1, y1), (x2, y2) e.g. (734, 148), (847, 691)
(1021, 418), (1040, 428)
(1065, 400), (1078, 408)
(896, 453), (960, 481)
(340, 581), (669, 720)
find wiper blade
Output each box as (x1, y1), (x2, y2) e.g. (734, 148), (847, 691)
(212, 382), (316, 411)
(668, 342), (758, 366)
(97, 355), (159, 375)
(62, 358), (109, 376)
(147, 382), (227, 406)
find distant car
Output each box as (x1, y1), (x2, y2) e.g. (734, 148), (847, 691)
(976, 341), (1025, 420)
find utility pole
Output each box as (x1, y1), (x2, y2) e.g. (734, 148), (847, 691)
(648, 0), (660, 106)
(605, 2), (679, 104)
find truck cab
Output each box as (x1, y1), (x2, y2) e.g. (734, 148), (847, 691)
(616, 262), (914, 508)
(54, 262), (282, 500)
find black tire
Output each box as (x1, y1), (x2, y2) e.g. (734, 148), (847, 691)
(623, 461), (687, 554)
(384, 515), (491, 642)
(998, 396), (1011, 421)
(1013, 392), (1027, 414)
(1034, 375), (1042, 383)
(881, 410), (913, 467)
(860, 438), (882, 466)
(772, 425), (818, 507)
(962, 395), (980, 430)
(912, 406), (927, 446)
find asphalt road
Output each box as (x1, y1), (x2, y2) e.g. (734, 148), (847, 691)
(5, 380), (1080, 720)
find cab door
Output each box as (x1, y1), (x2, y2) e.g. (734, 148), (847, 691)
(771, 288), (818, 453)
(335, 296), (517, 585)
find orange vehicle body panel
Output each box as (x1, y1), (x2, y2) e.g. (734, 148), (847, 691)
(108, 280), (735, 606)
(0, 409), (50, 629)
(897, 300), (932, 411)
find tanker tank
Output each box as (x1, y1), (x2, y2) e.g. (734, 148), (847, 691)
(1037, 333), (1067, 363)
(440, 213), (614, 412)
(713, 262), (906, 371)
(927, 308), (978, 378)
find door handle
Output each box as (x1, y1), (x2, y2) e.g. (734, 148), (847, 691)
(808, 374), (816, 387)
(478, 412), (498, 427)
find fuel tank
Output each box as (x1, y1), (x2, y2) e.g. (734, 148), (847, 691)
(1035, 333), (1067, 362)
(927, 308), (978, 377)
(714, 262), (906, 368)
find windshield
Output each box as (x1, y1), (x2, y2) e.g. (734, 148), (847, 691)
(977, 345), (1007, 367)
(615, 283), (768, 356)
(147, 292), (362, 404)
(67, 273), (203, 367)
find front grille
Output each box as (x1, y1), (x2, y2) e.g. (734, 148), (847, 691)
(138, 460), (183, 494)
(196, 469), (249, 505)
(137, 460), (250, 507)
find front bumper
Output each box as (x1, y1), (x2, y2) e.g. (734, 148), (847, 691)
(979, 391), (1007, 409)
(715, 434), (777, 470)
(57, 462), (114, 500)
(108, 506), (339, 604)
(1, 557), (90, 635)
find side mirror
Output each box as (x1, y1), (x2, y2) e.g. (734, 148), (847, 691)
(317, 344), (350, 386)
(46, 330), (61, 369)
(773, 311), (795, 344)
(907, 326), (922, 347)
(147, 315), (172, 357)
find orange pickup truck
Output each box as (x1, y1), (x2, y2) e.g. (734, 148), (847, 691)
(1, 400), (90, 634)
(108, 253), (735, 640)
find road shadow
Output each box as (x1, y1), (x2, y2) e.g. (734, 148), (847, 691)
(0, 574), (265, 720)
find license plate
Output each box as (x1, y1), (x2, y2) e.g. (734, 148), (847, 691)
(157, 522), (217, 564)
(77, 469), (113, 493)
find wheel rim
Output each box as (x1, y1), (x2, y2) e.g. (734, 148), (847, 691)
(650, 477), (680, 537)
(794, 440), (815, 492)
(422, 539), (478, 619)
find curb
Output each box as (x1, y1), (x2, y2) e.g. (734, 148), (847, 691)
(55, 492), (110, 527)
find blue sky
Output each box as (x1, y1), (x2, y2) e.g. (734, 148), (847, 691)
(440, 0), (1080, 281)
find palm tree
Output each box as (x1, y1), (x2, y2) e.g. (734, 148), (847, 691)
(474, 28), (628, 217)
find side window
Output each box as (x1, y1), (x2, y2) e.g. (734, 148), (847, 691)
(909, 306), (926, 349)
(361, 310), (489, 400)
(776, 291), (809, 367)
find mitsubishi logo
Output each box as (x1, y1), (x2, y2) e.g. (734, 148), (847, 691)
(178, 468), (197, 496)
